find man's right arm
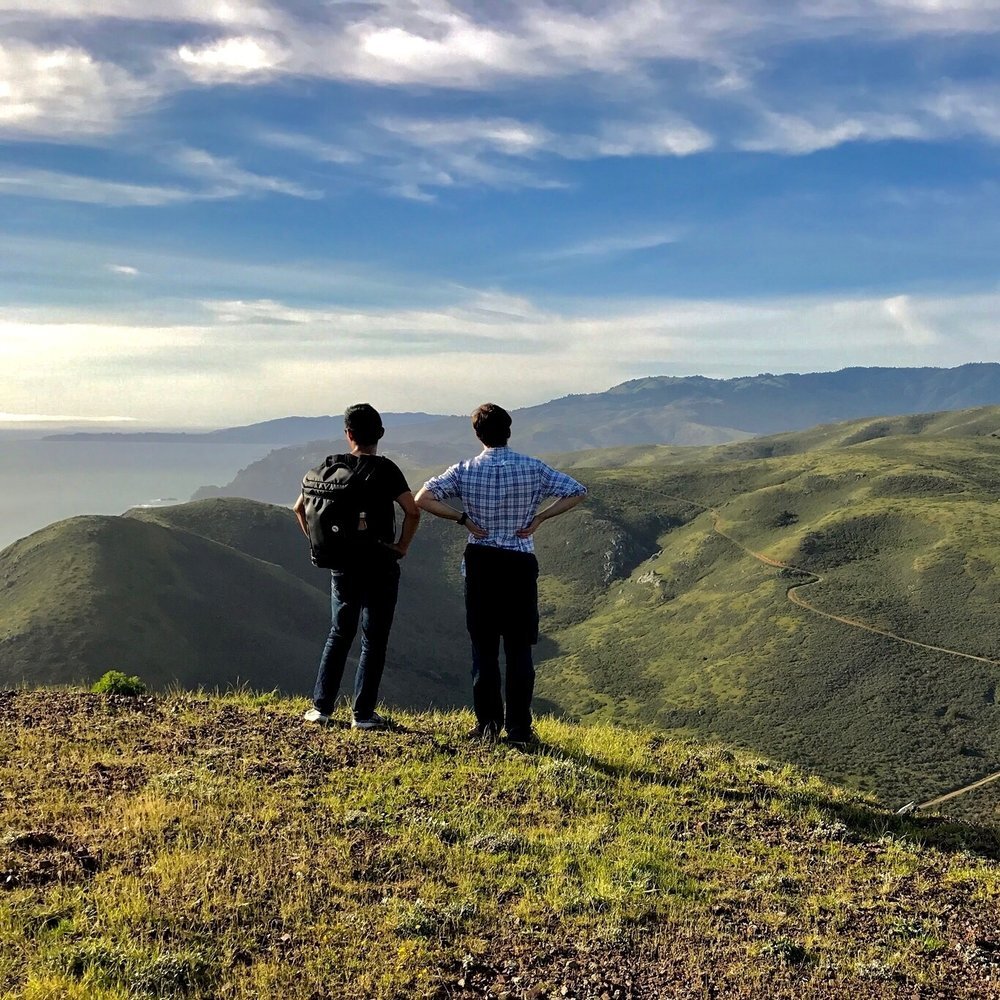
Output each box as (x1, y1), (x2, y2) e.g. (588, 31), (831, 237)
(292, 494), (309, 538)
(414, 465), (487, 538)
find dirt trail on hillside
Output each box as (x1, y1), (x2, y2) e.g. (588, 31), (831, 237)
(629, 482), (1000, 668)
(628, 482), (1000, 812)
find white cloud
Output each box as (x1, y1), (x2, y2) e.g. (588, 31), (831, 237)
(0, 152), (319, 206)
(176, 35), (287, 81)
(538, 231), (680, 260)
(3, 288), (996, 424)
(583, 120), (715, 157)
(883, 294), (939, 345)
(359, 112), (711, 198)
(377, 115), (551, 154)
(0, 41), (158, 138)
(0, 0), (277, 27)
(925, 84), (1000, 141)
(3, 1), (999, 162)
(259, 131), (361, 164)
(0, 168), (199, 206)
(171, 147), (321, 199)
(739, 110), (929, 154)
(107, 264), (140, 277)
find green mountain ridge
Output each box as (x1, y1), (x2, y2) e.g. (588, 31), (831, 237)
(191, 366), (1000, 503)
(538, 413), (1000, 811)
(5, 407), (1000, 821)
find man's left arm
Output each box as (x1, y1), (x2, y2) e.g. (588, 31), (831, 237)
(386, 491), (421, 557)
(516, 467), (587, 538)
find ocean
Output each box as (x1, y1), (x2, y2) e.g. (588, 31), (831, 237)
(0, 440), (272, 550)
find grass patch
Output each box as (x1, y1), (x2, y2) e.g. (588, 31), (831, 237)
(2, 690), (999, 998)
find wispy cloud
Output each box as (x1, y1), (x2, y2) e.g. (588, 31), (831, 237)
(106, 263), (140, 277)
(377, 115), (552, 154)
(739, 110), (929, 154)
(0, 40), (158, 138)
(4, 288), (996, 423)
(0, 150), (319, 207)
(0, 0), (272, 21)
(259, 131), (361, 164)
(0, 168), (198, 206)
(171, 147), (321, 199)
(4, 2), (1000, 171)
(538, 231), (680, 260)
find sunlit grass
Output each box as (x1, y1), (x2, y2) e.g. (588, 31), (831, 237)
(2, 690), (999, 998)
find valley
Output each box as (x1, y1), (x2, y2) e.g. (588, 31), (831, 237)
(3, 403), (1000, 821)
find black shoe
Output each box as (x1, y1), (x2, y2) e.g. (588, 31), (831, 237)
(505, 728), (538, 748)
(467, 721), (500, 742)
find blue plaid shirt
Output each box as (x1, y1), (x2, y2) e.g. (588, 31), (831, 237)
(421, 447), (587, 554)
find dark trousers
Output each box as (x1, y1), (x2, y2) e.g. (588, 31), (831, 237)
(313, 561), (400, 718)
(464, 545), (539, 738)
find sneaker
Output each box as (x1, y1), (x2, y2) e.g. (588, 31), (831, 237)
(505, 729), (538, 748)
(467, 721), (500, 742)
(351, 710), (390, 731)
(303, 708), (331, 725)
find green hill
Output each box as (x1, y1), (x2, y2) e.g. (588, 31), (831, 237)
(0, 496), (651, 714)
(2, 690), (999, 999)
(536, 415), (1000, 812)
(0, 512), (327, 692)
(0, 499), (479, 709)
(7, 409), (1000, 821)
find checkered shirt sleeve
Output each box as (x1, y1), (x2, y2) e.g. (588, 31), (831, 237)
(421, 448), (586, 553)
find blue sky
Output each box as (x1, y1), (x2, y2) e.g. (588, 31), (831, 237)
(1, 0), (999, 426)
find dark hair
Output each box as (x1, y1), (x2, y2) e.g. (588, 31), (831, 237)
(471, 402), (511, 447)
(344, 403), (384, 447)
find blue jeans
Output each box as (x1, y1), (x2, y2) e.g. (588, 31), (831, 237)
(312, 561), (400, 718)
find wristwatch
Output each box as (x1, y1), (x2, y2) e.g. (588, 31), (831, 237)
(457, 512), (468, 526)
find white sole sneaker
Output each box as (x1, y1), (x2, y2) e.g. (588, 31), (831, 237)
(303, 708), (331, 724)
(351, 713), (389, 730)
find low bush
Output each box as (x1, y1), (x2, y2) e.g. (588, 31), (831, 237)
(91, 671), (146, 696)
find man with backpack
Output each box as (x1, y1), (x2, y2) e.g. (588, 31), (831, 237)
(293, 403), (420, 729)
(414, 403), (586, 746)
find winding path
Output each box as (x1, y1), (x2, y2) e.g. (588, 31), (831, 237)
(625, 481), (1000, 811)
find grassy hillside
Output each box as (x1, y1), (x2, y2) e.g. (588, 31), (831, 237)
(0, 493), (648, 715)
(2, 690), (999, 999)
(192, 366), (1000, 503)
(537, 420), (1000, 811)
(0, 512), (328, 692)
(8, 409), (1000, 822)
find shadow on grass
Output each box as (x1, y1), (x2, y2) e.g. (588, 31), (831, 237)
(537, 741), (1000, 861)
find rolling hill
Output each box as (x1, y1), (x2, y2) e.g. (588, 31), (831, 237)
(536, 407), (1000, 810)
(0, 510), (328, 693)
(7, 406), (1000, 820)
(0, 497), (649, 714)
(192, 364), (1000, 502)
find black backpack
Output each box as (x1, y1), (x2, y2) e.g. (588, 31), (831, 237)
(300, 454), (379, 569)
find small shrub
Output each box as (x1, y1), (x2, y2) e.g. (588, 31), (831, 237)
(91, 671), (146, 696)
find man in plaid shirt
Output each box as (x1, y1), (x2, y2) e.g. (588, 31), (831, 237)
(415, 403), (587, 745)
